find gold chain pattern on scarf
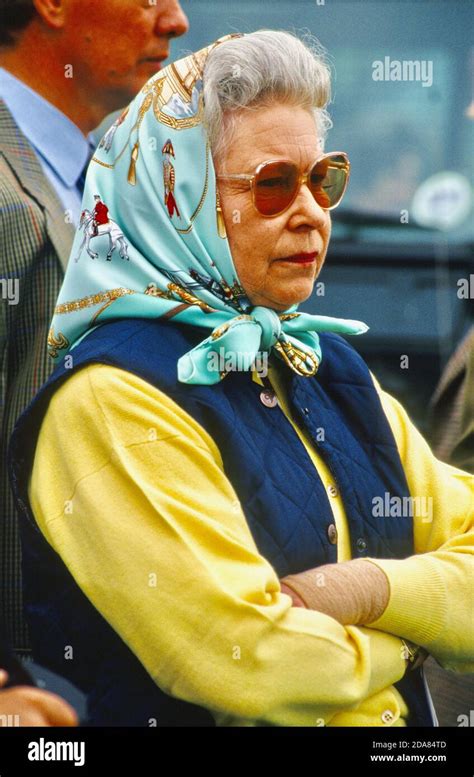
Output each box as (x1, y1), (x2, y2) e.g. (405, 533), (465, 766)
(54, 287), (136, 315)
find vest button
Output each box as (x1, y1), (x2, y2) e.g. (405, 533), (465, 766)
(381, 709), (395, 725)
(260, 389), (278, 408)
(356, 537), (367, 553)
(327, 523), (338, 544)
(302, 407), (310, 416)
(327, 484), (339, 498)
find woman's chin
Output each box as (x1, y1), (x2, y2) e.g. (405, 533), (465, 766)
(267, 283), (315, 312)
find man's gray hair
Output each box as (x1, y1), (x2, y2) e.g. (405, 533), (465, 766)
(202, 30), (333, 165)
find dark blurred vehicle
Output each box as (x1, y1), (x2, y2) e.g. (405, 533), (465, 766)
(303, 212), (473, 433)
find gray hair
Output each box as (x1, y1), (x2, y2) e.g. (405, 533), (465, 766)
(202, 30), (333, 165)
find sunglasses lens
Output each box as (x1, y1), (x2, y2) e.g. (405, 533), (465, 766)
(254, 161), (299, 216)
(310, 154), (348, 209)
(253, 155), (349, 215)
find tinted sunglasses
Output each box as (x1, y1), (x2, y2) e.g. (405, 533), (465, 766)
(217, 151), (350, 217)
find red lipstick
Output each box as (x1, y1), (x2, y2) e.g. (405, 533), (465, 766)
(277, 252), (318, 264)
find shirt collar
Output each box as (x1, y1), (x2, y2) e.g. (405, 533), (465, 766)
(0, 67), (95, 188)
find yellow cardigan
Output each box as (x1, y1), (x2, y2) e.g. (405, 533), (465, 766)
(28, 362), (474, 726)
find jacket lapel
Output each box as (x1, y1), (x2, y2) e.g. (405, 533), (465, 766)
(0, 99), (75, 273)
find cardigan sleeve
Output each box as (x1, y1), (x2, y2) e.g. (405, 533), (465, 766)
(366, 376), (474, 673)
(27, 363), (408, 727)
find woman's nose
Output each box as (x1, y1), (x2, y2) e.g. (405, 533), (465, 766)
(288, 183), (329, 230)
(154, 0), (190, 39)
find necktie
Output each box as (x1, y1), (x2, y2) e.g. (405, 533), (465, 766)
(76, 141), (95, 196)
(76, 158), (90, 196)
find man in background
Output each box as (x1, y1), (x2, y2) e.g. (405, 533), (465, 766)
(0, 0), (189, 669)
(424, 327), (474, 726)
(430, 327), (474, 474)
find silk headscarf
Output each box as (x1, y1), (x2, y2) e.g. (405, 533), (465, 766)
(48, 33), (367, 385)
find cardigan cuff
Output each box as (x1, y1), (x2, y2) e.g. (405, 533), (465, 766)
(364, 556), (447, 646)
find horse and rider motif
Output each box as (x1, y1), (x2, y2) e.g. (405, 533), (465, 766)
(75, 195), (129, 262)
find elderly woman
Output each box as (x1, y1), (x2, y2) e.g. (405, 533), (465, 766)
(9, 31), (473, 727)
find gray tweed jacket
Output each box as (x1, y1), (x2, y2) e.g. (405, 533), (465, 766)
(0, 97), (74, 652)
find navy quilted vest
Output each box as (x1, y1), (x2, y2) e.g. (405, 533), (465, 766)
(8, 317), (435, 726)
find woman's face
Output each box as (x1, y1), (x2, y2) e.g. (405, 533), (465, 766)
(215, 104), (331, 312)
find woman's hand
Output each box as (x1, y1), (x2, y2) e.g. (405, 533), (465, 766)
(0, 670), (78, 727)
(280, 559), (390, 625)
(279, 582), (307, 608)
(281, 566), (429, 675)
